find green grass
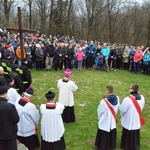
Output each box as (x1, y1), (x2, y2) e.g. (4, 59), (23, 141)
(31, 69), (150, 150)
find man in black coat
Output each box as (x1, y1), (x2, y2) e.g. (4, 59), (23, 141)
(8, 64), (24, 95)
(0, 86), (19, 150)
(45, 41), (55, 70)
(57, 43), (67, 70)
(20, 58), (32, 90)
(67, 44), (74, 69)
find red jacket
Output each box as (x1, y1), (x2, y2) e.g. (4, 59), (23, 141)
(134, 51), (143, 62)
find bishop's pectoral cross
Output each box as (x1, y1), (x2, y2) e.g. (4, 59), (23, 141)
(6, 7), (37, 59)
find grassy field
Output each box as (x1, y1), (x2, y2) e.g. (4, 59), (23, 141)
(31, 69), (150, 150)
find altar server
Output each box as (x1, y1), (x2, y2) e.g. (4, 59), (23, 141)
(40, 91), (66, 150)
(120, 84), (145, 150)
(95, 86), (119, 150)
(15, 87), (40, 150)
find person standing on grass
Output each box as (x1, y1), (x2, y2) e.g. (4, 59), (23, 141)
(129, 46), (136, 71)
(57, 43), (66, 70)
(143, 48), (150, 74)
(35, 43), (44, 70)
(20, 58), (32, 90)
(40, 91), (66, 150)
(95, 86), (119, 150)
(15, 88), (40, 150)
(133, 46), (143, 74)
(0, 86), (19, 150)
(76, 47), (85, 71)
(101, 43), (110, 72)
(57, 68), (78, 123)
(109, 46), (117, 71)
(122, 46), (130, 70)
(120, 84), (145, 150)
(86, 41), (96, 70)
(45, 41), (55, 71)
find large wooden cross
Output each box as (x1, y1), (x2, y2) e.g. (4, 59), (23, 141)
(6, 7), (37, 59)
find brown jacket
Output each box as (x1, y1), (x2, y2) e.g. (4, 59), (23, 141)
(16, 48), (26, 60)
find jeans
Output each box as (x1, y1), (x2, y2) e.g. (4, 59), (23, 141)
(133, 62), (140, 73)
(105, 58), (109, 71)
(45, 56), (53, 70)
(78, 61), (82, 70)
(18, 60), (21, 66)
(113, 59), (117, 70)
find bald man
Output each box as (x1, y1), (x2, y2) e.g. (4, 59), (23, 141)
(0, 66), (6, 86)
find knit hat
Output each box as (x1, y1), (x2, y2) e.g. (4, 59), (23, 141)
(0, 86), (8, 95)
(24, 86), (34, 97)
(64, 68), (72, 77)
(45, 91), (55, 100)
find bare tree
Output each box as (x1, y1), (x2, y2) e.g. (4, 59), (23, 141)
(22, 0), (35, 29)
(0, 0), (15, 26)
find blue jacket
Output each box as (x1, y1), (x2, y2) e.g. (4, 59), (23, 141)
(101, 47), (110, 59)
(143, 53), (150, 65)
(129, 50), (136, 58)
(10, 39), (17, 48)
(86, 44), (96, 57)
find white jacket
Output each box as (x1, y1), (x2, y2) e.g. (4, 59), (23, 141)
(15, 99), (39, 137)
(120, 95), (145, 130)
(57, 79), (78, 106)
(97, 97), (119, 132)
(40, 102), (65, 142)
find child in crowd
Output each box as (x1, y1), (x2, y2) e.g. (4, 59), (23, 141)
(76, 47), (85, 71)
(95, 53), (103, 71)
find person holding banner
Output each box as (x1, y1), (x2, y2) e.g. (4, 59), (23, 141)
(95, 86), (119, 150)
(120, 84), (145, 150)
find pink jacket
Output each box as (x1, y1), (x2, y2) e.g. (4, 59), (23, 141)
(134, 51), (143, 62)
(76, 51), (84, 61)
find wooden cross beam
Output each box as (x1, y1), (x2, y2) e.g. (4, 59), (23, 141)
(6, 7), (37, 59)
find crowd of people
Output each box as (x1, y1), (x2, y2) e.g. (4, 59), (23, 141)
(0, 28), (147, 150)
(0, 29), (150, 75)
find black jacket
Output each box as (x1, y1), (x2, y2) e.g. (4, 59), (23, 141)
(8, 71), (24, 94)
(19, 64), (32, 89)
(46, 45), (55, 57)
(0, 75), (6, 86)
(0, 97), (19, 140)
(57, 47), (67, 61)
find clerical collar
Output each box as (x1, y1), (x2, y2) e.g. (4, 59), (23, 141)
(130, 92), (138, 94)
(62, 77), (70, 83)
(18, 97), (30, 107)
(46, 102), (56, 109)
(130, 92), (141, 100)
